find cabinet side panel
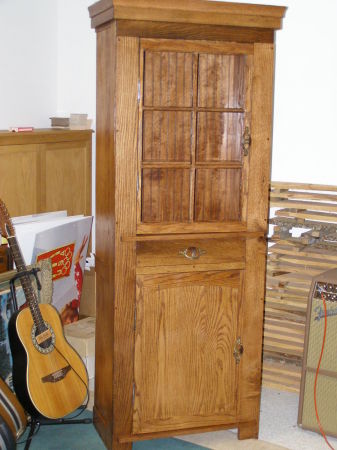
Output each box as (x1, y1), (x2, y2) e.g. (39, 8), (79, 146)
(238, 237), (267, 436)
(247, 43), (275, 232)
(113, 35), (139, 448)
(94, 23), (117, 449)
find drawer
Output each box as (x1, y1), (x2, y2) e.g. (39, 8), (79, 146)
(136, 238), (245, 271)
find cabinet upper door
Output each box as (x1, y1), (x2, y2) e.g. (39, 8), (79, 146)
(137, 40), (253, 234)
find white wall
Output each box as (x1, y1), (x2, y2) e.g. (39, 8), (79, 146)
(56, 0), (96, 124)
(0, 0), (58, 129)
(1, 0), (337, 186)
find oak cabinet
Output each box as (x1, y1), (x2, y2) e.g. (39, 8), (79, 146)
(89, 1), (286, 448)
(0, 129), (92, 217)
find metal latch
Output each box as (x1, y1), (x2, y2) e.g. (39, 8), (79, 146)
(233, 337), (244, 364)
(242, 126), (251, 156)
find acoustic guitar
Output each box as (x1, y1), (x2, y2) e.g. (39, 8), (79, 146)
(0, 199), (88, 419)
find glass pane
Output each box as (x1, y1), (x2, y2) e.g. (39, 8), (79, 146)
(143, 111), (192, 162)
(195, 169), (241, 222)
(142, 169), (191, 223)
(143, 51), (193, 107)
(198, 54), (246, 108)
(196, 112), (244, 162)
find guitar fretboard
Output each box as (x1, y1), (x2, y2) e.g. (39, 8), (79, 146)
(7, 235), (47, 335)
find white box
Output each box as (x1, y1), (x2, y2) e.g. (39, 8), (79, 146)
(64, 317), (95, 378)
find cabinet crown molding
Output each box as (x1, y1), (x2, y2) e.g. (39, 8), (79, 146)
(89, 0), (286, 31)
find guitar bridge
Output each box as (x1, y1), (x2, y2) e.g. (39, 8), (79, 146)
(41, 365), (71, 383)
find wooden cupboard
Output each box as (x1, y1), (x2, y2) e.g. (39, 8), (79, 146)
(89, 1), (286, 448)
(0, 129), (92, 218)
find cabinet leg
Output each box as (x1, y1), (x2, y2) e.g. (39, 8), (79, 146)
(238, 421), (259, 440)
(112, 439), (132, 450)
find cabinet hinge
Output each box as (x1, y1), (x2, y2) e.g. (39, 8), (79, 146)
(137, 80), (141, 104)
(233, 337), (244, 364)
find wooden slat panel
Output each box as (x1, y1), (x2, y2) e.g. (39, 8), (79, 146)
(264, 181), (337, 392)
(141, 168), (191, 222)
(194, 168), (241, 222)
(271, 199), (337, 213)
(196, 112), (244, 162)
(272, 181), (337, 192)
(142, 110), (192, 162)
(198, 54), (246, 108)
(270, 190), (337, 203)
(143, 51), (193, 107)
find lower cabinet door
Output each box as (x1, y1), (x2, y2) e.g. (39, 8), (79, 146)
(133, 270), (243, 434)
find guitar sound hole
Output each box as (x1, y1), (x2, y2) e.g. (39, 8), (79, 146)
(38, 335), (53, 349)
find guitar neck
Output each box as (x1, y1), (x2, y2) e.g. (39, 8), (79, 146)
(7, 235), (45, 332)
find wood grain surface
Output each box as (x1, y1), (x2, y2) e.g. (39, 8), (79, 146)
(133, 270), (241, 433)
(89, 0), (286, 30)
(91, 2), (285, 447)
(16, 305), (88, 419)
(0, 131), (91, 218)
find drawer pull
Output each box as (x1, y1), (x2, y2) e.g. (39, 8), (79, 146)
(179, 246), (206, 260)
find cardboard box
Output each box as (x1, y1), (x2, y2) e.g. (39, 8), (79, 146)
(80, 268), (96, 318)
(64, 317), (95, 379)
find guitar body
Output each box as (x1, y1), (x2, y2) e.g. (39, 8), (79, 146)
(8, 304), (88, 419)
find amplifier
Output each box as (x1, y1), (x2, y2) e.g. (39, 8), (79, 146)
(298, 268), (337, 437)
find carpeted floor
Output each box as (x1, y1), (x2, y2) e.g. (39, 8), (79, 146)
(18, 411), (209, 450)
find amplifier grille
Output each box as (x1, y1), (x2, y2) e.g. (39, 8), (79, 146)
(298, 269), (337, 437)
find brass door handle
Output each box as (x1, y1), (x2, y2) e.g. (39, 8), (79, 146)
(242, 126), (251, 156)
(179, 247), (206, 260)
(233, 338), (244, 364)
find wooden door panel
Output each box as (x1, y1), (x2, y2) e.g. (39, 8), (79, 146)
(143, 111), (193, 162)
(196, 112), (244, 162)
(0, 145), (38, 216)
(194, 168), (241, 222)
(198, 54), (246, 108)
(141, 168), (191, 222)
(139, 42), (251, 230)
(133, 270), (241, 434)
(44, 142), (91, 216)
(143, 51), (193, 107)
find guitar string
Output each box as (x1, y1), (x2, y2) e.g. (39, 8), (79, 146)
(9, 236), (68, 384)
(8, 230), (88, 413)
(53, 344), (90, 414)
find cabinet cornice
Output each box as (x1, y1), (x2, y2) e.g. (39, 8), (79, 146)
(89, 0), (286, 31)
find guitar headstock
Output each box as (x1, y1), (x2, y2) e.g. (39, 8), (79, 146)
(0, 199), (15, 239)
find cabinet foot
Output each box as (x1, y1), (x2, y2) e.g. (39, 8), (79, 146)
(238, 421), (259, 440)
(113, 440), (132, 450)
